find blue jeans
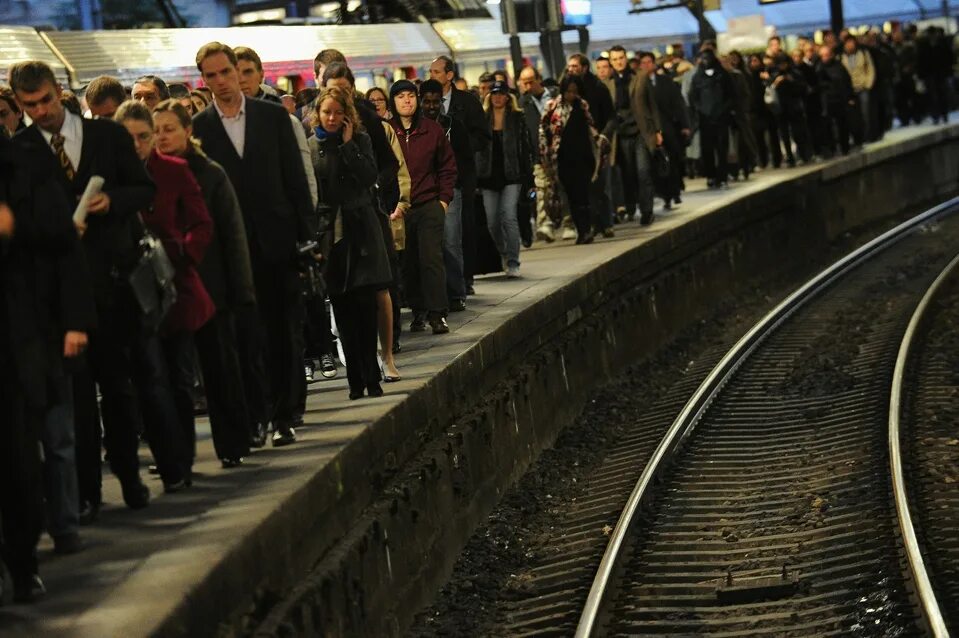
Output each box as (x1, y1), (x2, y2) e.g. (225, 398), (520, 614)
(43, 375), (80, 539)
(481, 184), (522, 268)
(443, 188), (466, 301)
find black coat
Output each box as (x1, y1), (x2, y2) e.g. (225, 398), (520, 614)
(184, 150), (257, 310)
(689, 65), (735, 123)
(581, 71), (614, 133)
(192, 97), (314, 264)
(817, 60), (854, 106)
(649, 73), (690, 158)
(15, 119), (154, 305)
(309, 131), (392, 295)
(1, 135), (94, 408)
(447, 86), (491, 154)
(520, 91), (548, 163)
(435, 112), (475, 184)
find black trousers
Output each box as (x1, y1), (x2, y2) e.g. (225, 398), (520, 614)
(459, 173), (478, 286)
(558, 160), (592, 237)
(73, 365), (102, 507)
(822, 101), (852, 156)
(235, 302), (269, 431)
(82, 288), (188, 486)
(194, 310), (251, 460)
(699, 119), (729, 183)
(404, 200), (448, 317)
(0, 343), (43, 582)
(779, 109), (812, 163)
(247, 253), (306, 429)
(331, 289), (380, 394)
(304, 296), (335, 360)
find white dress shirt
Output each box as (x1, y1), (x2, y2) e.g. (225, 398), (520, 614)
(39, 109), (83, 169)
(213, 95), (247, 158)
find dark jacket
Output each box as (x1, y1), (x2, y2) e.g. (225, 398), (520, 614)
(475, 109), (532, 185)
(772, 66), (810, 115)
(817, 59), (855, 106)
(192, 96), (313, 264)
(689, 64), (735, 123)
(15, 118), (155, 305)
(446, 86), (491, 154)
(309, 130), (392, 295)
(603, 71), (662, 152)
(390, 115), (457, 207)
(556, 101), (596, 176)
(434, 112), (475, 185)
(580, 71), (614, 132)
(183, 149), (257, 310)
(649, 73), (690, 157)
(144, 150), (215, 334)
(520, 90), (552, 164)
(1, 135), (94, 408)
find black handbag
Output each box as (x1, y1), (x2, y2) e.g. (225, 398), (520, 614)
(128, 230), (177, 333)
(653, 146), (672, 179)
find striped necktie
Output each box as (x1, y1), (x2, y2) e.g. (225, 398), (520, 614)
(51, 132), (75, 181)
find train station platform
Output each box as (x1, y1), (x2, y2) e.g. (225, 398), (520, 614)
(2, 121), (958, 638)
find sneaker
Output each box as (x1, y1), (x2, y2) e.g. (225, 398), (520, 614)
(305, 360), (315, 383)
(320, 353), (337, 379)
(535, 224), (556, 242)
(272, 426), (296, 447)
(506, 266), (521, 279)
(450, 298), (467, 312)
(561, 227), (577, 240)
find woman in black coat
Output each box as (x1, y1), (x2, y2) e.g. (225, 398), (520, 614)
(310, 87), (393, 400)
(153, 99), (257, 467)
(540, 75), (599, 244)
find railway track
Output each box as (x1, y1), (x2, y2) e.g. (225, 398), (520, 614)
(497, 198), (959, 637)
(568, 199), (959, 637)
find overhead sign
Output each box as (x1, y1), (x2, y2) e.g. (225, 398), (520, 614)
(562, 0), (592, 26)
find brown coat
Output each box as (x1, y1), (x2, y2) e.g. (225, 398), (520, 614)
(602, 73), (662, 154)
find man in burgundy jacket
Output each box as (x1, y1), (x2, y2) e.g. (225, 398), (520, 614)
(388, 80), (457, 335)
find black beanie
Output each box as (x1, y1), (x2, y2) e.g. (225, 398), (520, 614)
(389, 79), (417, 101)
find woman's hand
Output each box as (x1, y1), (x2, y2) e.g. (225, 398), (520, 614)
(342, 117), (354, 143)
(390, 206), (405, 221)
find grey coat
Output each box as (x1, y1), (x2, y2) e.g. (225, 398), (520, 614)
(185, 150), (257, 310)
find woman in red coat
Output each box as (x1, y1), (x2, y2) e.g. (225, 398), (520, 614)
(115, 100), (214, 478)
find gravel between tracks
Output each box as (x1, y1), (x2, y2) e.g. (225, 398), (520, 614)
(408, 218), (918, 638)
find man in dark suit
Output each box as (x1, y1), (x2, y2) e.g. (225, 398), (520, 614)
(0, 133), (85, 601)
(192, 42), (314, 447)
(9, 61), (176, 515)
(429, 55), (490, 294)
(638, 52), (690, 209)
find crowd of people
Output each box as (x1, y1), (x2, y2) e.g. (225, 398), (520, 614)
(0, 21), (954, 604)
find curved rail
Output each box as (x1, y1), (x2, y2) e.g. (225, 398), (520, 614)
(888, 253), (959, 638)
(574, 195), (959, 638)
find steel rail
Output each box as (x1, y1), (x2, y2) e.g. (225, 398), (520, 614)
(575, 195), (959, 638)
(888, 252), (959, 638)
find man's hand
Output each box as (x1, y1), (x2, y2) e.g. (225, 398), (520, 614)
(87, 192), (111, 215)
(390, 206), (405, 222)
(655, 132), (664, 147)
(0, 202), (14, 238)
(63, 331), (88, 358)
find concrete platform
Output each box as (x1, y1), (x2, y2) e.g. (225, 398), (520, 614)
(1, 121), (957, 638)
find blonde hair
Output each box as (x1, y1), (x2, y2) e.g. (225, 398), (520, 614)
(310, 86), (364, 132)
(483, 91), (522, 113)
(153, 98), (203, 155)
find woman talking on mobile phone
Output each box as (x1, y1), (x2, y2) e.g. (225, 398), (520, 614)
(309, 87), (393, 400)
